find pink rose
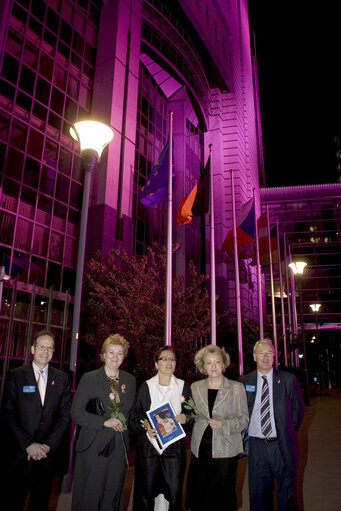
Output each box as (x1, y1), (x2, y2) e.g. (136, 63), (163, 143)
(109, 393), (115, 401)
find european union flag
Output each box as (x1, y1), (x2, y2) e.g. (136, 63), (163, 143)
(140, 139), (175, 208)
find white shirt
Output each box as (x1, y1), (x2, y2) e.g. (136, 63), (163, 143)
(248, 369), (277, 438)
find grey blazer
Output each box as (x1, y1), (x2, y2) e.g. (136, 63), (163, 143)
(190, 376), (249, 458)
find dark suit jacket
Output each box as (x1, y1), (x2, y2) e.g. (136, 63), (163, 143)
(241, 369), (305, 470)
(2, 363), (71, 467)
(71, 366), (136, 455)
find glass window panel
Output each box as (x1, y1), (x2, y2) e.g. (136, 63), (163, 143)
(70, 181), (82, 209)
(19, 186), (36, 218)
(60, 20), (72, 45)
(43, 28), (57, 47)
(0, 111), (10, 141)
(36, 76), (51, 104)
(28, 16), (42, 37)
(19, 64), (35, 95)
(37, 195), (52, 225)
(64, 237), (75, 267)
(59, 148), (71, 175)
(62, 267), (75, 294)
(0, 78), (15, 102)
(78, 84), (90, 110)
(62, 119), (71, 137)
(12, 4), (28, 26)
(27, 129), (44, 159)
(39, 54), (53, 80)
(11, 321), (27, 357)
(16, 91), (32, 111)
(67, 208), (79, 236)
(50, 86), (64, 115)
(33, 224), (49, 256)
(40, 165), (55, 196)
(23, 156), (40, 188)
(49, 231), (63, 261)
(55, 174), (69, 203)
(23, 41), (38, 68)
(2, 178), (20, 212)
(10, 119), (27, 149)
(46, 7), (59, 34)
(72, 33), (84, 56)
(16, 218), (33, 251)
(53, 64), (66, 89)
(7, 29), (23, 58)
(64, 98), (77, 122)
(33, 101), (47, 122)
(31, 0), (46, 21)
(48, 112), (62, 130)
(30, 256), (45, 286)
(1, 53), (20, 85)
(58, 40), (70, 59)
(47, 261), (61, 289)
(67, 75), (79, 100)
(71, 52), (82, 70)
(72, 155), (83, 181)
(53, 201), (67, 231)
(44, 138), (58, 168)
(5, 148), (24, 180)
(0, 210), (15, 244)
(33, 294), (48, 323)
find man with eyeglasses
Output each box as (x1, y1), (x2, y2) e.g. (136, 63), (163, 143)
(1, 330), (71, 510)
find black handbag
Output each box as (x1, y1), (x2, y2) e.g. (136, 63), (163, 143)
(85, 397), (105, 416)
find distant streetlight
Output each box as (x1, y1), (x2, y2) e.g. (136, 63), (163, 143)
(289, 260), (309, 405)
(69, 121), (113, 378)
(309, 303), (321, 312)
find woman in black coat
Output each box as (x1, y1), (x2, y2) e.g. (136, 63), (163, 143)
(131, 346), (191, 511)
(71, 334), (136, 511)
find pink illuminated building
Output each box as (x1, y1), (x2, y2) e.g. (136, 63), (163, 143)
(1, 0), (340, 386)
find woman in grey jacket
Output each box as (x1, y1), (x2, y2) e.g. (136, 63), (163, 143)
(186, 345), (249, 511)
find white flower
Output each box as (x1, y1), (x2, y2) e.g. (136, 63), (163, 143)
(180, 395), (185, 403)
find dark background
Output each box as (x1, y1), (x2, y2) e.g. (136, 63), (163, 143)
(248, 1), (341, 187)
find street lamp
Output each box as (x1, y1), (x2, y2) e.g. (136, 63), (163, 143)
(289, 261), (309, 405)
(69, 121), (113, 379)
(309, 303), (321, 312)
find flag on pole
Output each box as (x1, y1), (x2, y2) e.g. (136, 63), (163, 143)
(140, 139), (174, 208)
(221, 198), (255, 253)
(258, 212), (277, 265)
(176, 157), (210, 225)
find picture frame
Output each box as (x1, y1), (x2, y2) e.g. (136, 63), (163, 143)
(146, 401), (186, 449)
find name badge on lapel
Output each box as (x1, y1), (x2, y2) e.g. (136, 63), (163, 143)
(23, 386), (36, 393)
(246, 385), (256, 392)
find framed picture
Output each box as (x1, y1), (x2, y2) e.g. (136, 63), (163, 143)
(146, 401), (186, 450)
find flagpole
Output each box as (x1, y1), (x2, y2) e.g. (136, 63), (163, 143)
(164, 111), (173, 346)
(253, 188), (263, 338)
(231, 171), (243, 375)
(209, 145), (216, 345)
(266, 205), (278, 367)
(277, 220), (288, 366)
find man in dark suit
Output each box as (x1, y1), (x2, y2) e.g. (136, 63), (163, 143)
(241, 339), (305, 511)
(1, 330), (71, 510)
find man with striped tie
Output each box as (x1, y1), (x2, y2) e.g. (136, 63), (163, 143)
(241, 339), (305, 511)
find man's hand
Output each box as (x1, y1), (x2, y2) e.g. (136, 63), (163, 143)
(26, 443), (50, 461)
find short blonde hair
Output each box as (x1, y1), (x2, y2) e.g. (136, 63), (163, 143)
(101, 334), (129, 360)
(194, 344), (230, 375)
(253, 338), (274, 355)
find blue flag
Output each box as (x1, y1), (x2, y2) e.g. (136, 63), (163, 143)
(140, 139), (175, 208)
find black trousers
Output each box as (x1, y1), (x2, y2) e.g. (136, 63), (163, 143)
(133, 440), (186, 511)
(248, 437), (299, 511)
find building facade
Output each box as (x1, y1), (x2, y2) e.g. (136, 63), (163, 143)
(0, 0), (263, 388)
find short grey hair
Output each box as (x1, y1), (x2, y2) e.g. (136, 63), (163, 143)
(253, 338), (274, 355)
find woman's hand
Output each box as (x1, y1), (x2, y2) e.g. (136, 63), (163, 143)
(208, 418), (222, 430)
(140, 419), (158, 438)
(174, 413), (186, 425)
(104, 417), (124, 432)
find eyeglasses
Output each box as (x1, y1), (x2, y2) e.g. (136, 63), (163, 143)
(158, 357), (176, 362)
(35, 345), (54, 353)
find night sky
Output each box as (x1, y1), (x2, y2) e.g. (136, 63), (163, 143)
(247, 1), (341, 187)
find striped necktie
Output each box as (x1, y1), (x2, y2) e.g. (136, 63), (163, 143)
(260, 375), (272, 437)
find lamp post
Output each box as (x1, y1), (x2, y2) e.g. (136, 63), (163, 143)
(65, 121), (113, 492)
(69, 121), (113, 381)
(289, 261), (309, 405)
